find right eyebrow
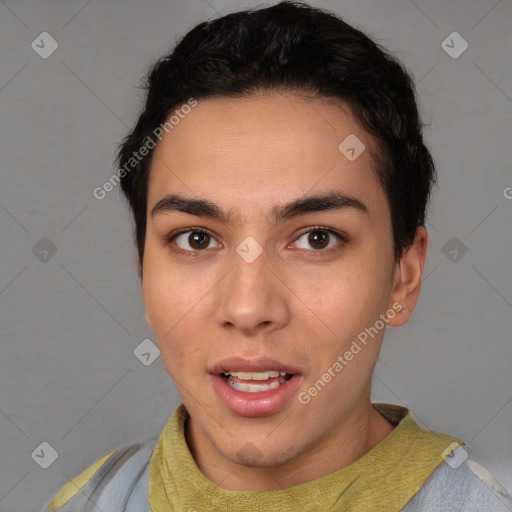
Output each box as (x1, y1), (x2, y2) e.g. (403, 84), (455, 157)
(150, 190), (369, 225)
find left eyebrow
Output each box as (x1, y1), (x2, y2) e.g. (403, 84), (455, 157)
(150, 190), (368, 225)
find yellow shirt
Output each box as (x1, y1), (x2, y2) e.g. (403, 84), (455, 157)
(148, 402), (463, 511)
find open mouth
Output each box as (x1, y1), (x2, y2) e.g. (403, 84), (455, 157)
(210, 359), (303, 416)
(221, 370), (295, 393)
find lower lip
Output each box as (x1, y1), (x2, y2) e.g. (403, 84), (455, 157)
(211, 374), (302, 417)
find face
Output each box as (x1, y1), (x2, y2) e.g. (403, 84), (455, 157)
(142, 91), (412, 472)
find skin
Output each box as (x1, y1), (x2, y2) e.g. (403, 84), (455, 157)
(141, 90), (428, 491)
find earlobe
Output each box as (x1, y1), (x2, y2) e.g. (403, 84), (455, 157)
(387, 227), (428, 327)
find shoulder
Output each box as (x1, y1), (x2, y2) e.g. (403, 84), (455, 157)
(403, 445), (512, 511)
(44, 439), (156, 512)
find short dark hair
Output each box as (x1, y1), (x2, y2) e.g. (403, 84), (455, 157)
(116, 0), (436, 277)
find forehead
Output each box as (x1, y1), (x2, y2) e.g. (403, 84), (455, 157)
(147, 92), (387, 224)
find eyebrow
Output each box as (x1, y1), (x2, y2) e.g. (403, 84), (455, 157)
(150, 190), (368, 225)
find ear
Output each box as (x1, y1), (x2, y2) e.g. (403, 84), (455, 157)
(386, 227), (428, 327)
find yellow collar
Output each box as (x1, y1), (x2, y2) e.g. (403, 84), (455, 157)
(148, 402), (463, 511)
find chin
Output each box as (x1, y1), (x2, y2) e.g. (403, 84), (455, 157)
(227, 440), (303, 469)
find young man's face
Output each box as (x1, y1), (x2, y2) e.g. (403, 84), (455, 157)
(142, 91), (425, 485)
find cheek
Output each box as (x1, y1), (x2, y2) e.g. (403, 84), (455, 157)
(142, 248), (199, 326)
(304, 259), (381, 320)
(299, 261), (390, 368)
(141, 253), (215, 365)
(145, 277), (203, 340)
(143, 274), (205, 381)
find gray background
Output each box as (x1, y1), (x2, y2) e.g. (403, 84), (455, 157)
(0, 0), (511, 510)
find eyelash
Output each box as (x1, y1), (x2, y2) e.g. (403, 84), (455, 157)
(164, 226), (347, 257)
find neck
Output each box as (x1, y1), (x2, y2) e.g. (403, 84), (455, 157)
(185, 398), (395, 491)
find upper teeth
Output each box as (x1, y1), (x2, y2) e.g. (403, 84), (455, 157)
(222, 370), (287, 380)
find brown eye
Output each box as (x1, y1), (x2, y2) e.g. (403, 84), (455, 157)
(188, 231), (210, 250)
(293, 227), (346, 253)
(171, 229), (221, 253)
(308, 231), (329, 250)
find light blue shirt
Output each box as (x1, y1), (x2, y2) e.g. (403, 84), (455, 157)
(46, 442), (512, 511)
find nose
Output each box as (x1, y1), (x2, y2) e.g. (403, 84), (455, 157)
(214, 246), (291, 337)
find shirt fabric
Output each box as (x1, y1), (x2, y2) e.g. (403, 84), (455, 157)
(147, 402), (464, 510)
(45, 402), (512, 512)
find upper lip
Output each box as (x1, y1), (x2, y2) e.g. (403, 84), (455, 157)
(210, 356), (301, 375)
